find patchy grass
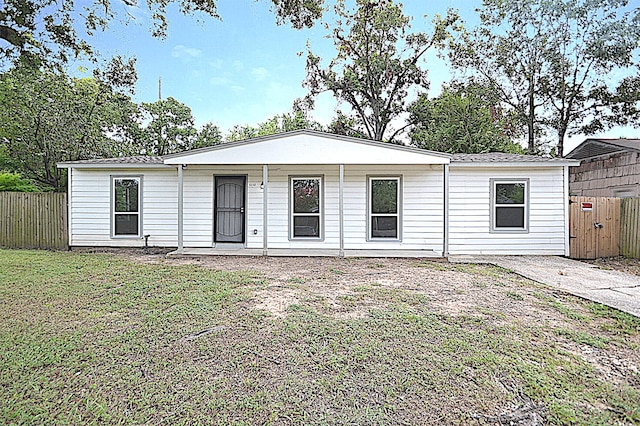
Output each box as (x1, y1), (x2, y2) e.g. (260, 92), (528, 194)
(1, 250), (639, 425)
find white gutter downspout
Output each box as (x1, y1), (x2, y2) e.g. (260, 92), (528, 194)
(563, 165), (570, 257)
(339, 164), (345, 257)
(263, 164), (268, 256)
(67, 167), (72, 248)
(177, 165), (184, 253)
(443, 164), (450, 258)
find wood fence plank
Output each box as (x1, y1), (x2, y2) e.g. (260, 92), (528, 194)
(0, 192), (68, 250)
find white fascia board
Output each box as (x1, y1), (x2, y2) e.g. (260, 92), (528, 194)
(164, 133), (450, 165)
(451, 161), (580, 168)
(57, 163), (172, 169)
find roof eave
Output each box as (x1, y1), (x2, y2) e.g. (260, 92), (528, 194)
(451, 161), (580, 167)
(57, 163), (171, 169)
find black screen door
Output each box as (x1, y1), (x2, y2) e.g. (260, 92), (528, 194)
(215, 176), (245, 243)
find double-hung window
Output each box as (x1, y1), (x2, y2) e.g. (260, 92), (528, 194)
(491, 179), (528, 232)
(112, 176), (141, 237)
(368, 177), (401, 240)
(290, 177), (322, 239)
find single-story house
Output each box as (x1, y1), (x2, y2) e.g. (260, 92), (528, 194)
(57, 130), (580, 257)
(566, 138), (640, 198)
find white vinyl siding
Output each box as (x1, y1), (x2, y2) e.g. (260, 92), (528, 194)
(183, 165), (264, 248)
(70, 168), (178, 247)
(343, 165), (444, 252)
(448, 167), (566, 255)
(267, 166), (339, 249)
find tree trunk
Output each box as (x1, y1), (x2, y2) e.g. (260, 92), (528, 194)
(527, 119), (535, 155)
(557, 125), (567, 158)
(527, 73), (536, 154)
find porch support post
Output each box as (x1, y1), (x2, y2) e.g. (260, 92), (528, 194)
(339, 164), (345, 257)
(443, 164), (449, 257)
(177, 165), (184, 252)
(66, 167), (72, 249)
(563, 165), (570, 257)
(263, 164), (268, 256)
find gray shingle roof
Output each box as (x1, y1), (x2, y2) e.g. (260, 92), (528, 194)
(59, 156), (165, 166)
(451, 153), (569, 163)
(565, 138), (640, 159)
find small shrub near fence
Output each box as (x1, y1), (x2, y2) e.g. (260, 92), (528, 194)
(0, 192), (68, 250)
(620, 197), (640, 259)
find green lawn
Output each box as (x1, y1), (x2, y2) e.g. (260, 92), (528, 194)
(0, 249), (638, 425)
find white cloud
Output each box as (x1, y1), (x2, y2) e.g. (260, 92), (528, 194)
(172, 45), (202, 59)
(232, 60), (244, 71)
(251, 67), (269, 81)
(209, 76), (232, 86)
(209, 59), (224, 69)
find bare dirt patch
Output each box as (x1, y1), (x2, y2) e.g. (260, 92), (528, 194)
(583, 256), (640, 277)
(8, 249), (640, 424)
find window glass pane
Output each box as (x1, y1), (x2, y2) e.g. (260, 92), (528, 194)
(371, 216), (397, 238)
(495, 183), (524, 204)
(371, 179), (398, 214)
(115, 179), (139, 212)
(293, 179), (320, 213)
(115, 214), (139, 235)
(293, 216), (320, 237)
(496, 207), (525, 228)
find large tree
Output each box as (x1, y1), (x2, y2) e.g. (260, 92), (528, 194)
(451, 0), (640, 155)
(305, 0), (459, 142)
(137, 97), (197, 155)
(226, 110), (322, 142)
(539, 0), (640, 155)
(449, 1), (548, 154)
(193, 122), (223, 149)
(0, 65), (139, 190)
(0, 0), (324, 68)
(409, 82), (522, 154)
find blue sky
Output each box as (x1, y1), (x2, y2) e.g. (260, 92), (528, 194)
(71, 0), (637, 153)
(73, 1), (480, 127)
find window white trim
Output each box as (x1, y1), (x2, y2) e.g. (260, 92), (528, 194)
(289, 176), (323, 240)
(111, 175), (142, 238)
(367, 176), (402, 241)
(490, 178), (529, 233)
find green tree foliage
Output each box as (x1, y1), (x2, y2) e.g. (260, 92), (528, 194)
(304, 0), (459, 142)
(138, 97), (197, 156)
(0, 171), (38, 192)
(193, 122), (223, 149)
(539, 0), (640, 155)
(0, 65), (139, 191)
(449, 1), (549, 154)
(409, 82), (523, 154)
(450, 0), (640, 155)
(226, 110), (322, 142)
(0, 0), (324, 68)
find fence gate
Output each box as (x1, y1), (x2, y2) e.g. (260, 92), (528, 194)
(569, 196), (621, 259)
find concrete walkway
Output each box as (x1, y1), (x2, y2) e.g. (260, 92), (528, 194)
(449, 255), (640, 317)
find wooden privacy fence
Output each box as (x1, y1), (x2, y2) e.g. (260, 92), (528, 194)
(0, 192), (68, 250)
(569, 196), (621, 259)
(569, 196), (640, 259)
(621, 197), (640, 259)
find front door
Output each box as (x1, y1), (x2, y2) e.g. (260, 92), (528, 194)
(214, 176), (245, 243)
